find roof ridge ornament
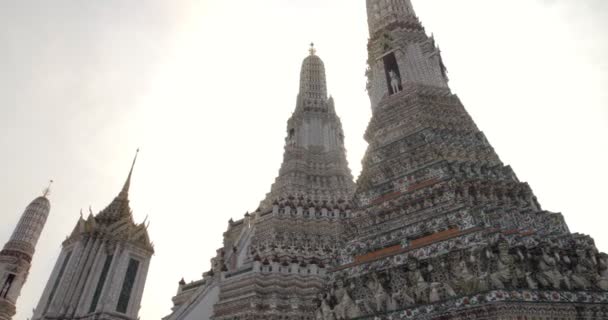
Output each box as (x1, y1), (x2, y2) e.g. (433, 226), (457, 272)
(309, 42), (316, 56)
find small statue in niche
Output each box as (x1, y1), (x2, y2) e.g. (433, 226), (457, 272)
(389, 70), (401, 93)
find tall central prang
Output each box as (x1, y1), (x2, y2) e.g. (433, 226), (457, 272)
(164, 47), (356, 320)
(316, 1), (608, 319)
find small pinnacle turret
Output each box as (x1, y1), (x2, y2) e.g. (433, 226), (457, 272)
(0, 185), (52, 320)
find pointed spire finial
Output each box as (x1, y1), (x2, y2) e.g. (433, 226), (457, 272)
(309, 42), (316, 56)
(120, 149), (139, 199)
(42, 180), (54, 197)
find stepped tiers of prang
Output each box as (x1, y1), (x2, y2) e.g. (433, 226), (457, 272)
(319, 0), (608, 320)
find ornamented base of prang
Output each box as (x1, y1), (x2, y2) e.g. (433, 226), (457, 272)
(365, 290), (608, 320)
(0, 300), (16, 320)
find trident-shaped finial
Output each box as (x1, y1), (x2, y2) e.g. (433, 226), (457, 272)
(43, 180), (54, 197)
(309, 42), (316, 56)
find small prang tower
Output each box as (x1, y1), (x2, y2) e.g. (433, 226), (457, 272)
(0, 184), (52, 320)
(32, 152), (154, 320)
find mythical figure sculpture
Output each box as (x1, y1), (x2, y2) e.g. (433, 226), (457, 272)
(569, 249), (594, 290)
(450, 257), (479, 294)
(490, 241), (515, 289)
(536, 246), (563, 289)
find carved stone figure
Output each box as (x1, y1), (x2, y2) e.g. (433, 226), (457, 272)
(490, 241), (514, 289)
(536, 247), (563, 289)
(405, 259), (430, 303)
(598, 253), (608, 291)
(366, 273), (390, 312)
(389, 70), (401, 93)
(525, 272), (539, 290)
(450, 258), (478, 294)
(569, 249), (593, 290)
(429, 282), (441, 303)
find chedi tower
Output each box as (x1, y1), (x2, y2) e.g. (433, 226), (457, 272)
(0, 184), (52, 320)
(318, 0), (608, 319)
(164, 47), (356, 320)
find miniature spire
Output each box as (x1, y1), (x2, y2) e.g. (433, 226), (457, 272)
(309, 42), (316, 56)
(119, 149), (139, 199)
(42, 180), (54, 198)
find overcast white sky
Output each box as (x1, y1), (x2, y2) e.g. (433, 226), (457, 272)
(0, 0), (606, 319)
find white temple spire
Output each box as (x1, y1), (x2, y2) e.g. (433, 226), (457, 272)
(0, 189), (52, 320)
(119, 148), (139, 199)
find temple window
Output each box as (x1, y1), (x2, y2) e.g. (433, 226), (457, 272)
(0, 274), (15, 298)
(116, 258), (140, 313)
(89, 255), (114, 312)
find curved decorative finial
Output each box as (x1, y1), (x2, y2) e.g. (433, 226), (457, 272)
(309, 42), (316, 56)
(43, 180), (54, 197)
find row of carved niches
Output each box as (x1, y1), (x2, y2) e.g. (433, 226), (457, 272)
(369, 95), (468, 133)
(366, 103), (476, 145)
(340, 206), (568, 266)
(359, 145), (502, 190)
(363, 128), (490, 168)
(368, 17), (425, 44)
(320, 234), (608, 319)
(250, 229), (342, 262)
(270, 177), (354, 195)
(370, 31), (439, 58)
(356, 167), (538, 216)
(271, 196), (353, 212)
(366, 86), (458, 125)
